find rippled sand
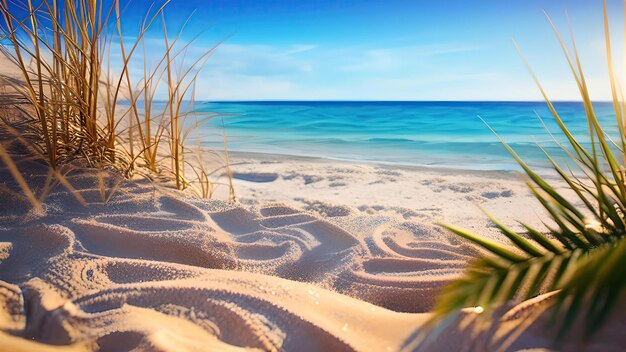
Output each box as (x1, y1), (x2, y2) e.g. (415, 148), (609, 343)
(1, 151), (624, 351)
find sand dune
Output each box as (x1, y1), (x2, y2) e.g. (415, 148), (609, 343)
(0, 161), (459, 351)
(1, 154), (624, 351)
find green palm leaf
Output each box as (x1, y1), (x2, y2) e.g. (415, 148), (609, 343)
(432, 0), (626, 342)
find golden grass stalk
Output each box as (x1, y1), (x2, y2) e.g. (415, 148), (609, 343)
(0, 107), (86, 208)
(0, 0), (234, 204)
(0, 140), (41, 210)
(223, 123), (236, 202)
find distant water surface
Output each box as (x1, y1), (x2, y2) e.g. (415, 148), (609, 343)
(195, 101), (618, 171)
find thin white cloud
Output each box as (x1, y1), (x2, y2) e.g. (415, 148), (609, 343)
(205, 43), (317, 76)
(104, 37), (615, 101)
(339, 44), (480, 72)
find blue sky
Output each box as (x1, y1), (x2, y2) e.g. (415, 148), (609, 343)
(121, 0), (625, 101)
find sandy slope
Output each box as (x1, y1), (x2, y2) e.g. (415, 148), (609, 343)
(0, 155), (450, 351)
(0, 151), (625, 351)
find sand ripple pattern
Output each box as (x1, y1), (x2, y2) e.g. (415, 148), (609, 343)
(0, 169), (480, 350)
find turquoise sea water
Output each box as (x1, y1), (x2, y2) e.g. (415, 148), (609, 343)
(196, 101), (618, 171)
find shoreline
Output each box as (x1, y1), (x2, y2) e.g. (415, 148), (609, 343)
(222, 150), (570, 240)
(228, 150), (526, 178)
(215, 147), (558, 175)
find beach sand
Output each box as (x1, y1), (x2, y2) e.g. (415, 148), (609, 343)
(1, 148), (624, 351)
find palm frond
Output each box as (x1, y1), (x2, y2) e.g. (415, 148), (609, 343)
(433, 0), (626, 342)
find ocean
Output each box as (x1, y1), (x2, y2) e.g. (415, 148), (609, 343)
(196, 101), (618, 171)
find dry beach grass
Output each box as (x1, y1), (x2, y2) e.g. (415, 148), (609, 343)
(0, 0), (235, 205)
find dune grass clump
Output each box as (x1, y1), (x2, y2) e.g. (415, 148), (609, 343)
(0, 0), (235, 205)
(432, 0), (626, 343)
